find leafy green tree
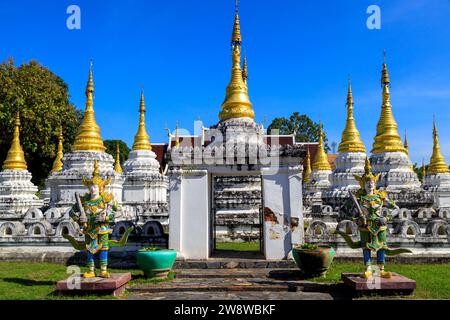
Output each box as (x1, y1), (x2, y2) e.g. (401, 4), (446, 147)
(267, 112), (330, 152)
(104, 140), (130, 165)
(413, 162), (428, 182)
(0, 58), (82, 188)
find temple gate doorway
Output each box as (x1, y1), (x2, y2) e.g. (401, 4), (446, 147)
(210, 174), (264, 258)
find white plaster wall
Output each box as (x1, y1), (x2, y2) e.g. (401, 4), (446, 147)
(169, 170), (210, 259)
(262, 166), (303, 259)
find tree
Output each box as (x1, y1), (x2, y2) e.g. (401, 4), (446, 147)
(413, 162), (428, 182)
(104, 140), (130, 165)
(0, 58), (82, 188)
(267, 112), (330, 152)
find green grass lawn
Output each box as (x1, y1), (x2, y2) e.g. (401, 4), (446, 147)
(215, 241), (260, 252)
(0, 262), (173, 300)
(0, 261), (448, 299)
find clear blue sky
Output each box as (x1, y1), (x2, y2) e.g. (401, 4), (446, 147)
(1, 0), (450, 165)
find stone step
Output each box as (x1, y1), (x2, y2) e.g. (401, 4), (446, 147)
(173, 259), (297, 269)
(174, 268), (274, 278)
(127, 278), (299, 293)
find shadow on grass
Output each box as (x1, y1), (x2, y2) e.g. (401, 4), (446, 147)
(2, 278), (55, 286)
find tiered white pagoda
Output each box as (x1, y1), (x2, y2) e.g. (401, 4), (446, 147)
(304, 124), (332, 204)
(366, 55), (434, 210)
(325, 80), (366, 206)
(423, 119), (450, 208)
(0, 113), (43, 220)
(45, 64), (124, 208)
(122, 91), (169, 224)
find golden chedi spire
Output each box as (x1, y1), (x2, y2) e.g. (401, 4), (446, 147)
(403, 130), (409, 155)
(422, 158), (426, 180)
(219, 0), (254, 121)
(428, 118), (450, 174)
(312, 124), (332, 171)
(303, 148), (312, 183)
(338, 78), (366, 153)
(72, 62), (106, 152)
(371, 53), (406, 154)
(51, 127), (64, 173)
(2, 112), (27, 170)
(114, 143), (123, 174)
(174, 121), (180, 147)
(242, 55), (248, 85)
(132, 90), (152, 151)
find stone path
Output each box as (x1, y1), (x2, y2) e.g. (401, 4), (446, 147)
(126, 268), (345, 300)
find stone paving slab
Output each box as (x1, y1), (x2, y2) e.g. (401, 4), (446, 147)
(128, 290), (333, 300)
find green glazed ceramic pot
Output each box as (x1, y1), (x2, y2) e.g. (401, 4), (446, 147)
(136, 249), (177, 278)
(292, 245), (335, 277)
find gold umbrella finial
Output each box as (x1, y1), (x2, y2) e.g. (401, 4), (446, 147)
(219, 0), (254, 121)
(2, 112), (28, 170)
(371, 56), (406, 154)
(312, 123), (332, 171)
(428, 117), (450, 174)
(72, 61), (106, 152)
(174, 121), (180, 147)
(303, 148), (312, 183)
(132, 90), (152, 151)
(338, 77), (366, 153)
(114, 143), (123, 174)
(51, 126), (64, 173)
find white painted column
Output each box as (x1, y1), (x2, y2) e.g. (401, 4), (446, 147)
(262, 168), (288, 260)
(180, 170), (209, 259)
(168, 171), (183, 254)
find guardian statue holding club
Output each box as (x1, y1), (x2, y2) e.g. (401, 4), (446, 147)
(63, 160), (133, 278)
(337, 157), (412, 279)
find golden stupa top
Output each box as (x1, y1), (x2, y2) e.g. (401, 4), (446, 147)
(51, 127), (64, 173)
(242, 55), (248, 84)
(174, 121), (180, 147)
(338, 80), (366, 153)
(132, 91), (152, 151)
(303, 148), (312, 183)
(371, 57), (407, 154)
(72, 63), (106, 152)
(114, 143), (123, 174)
(427, 119), (450, 174)
(219, 1), (254, 121)
(422, 158), (426, 179)
(403, 130), (409, 155)
(2, 112), (27, 170)
(312, 124), (331, 171)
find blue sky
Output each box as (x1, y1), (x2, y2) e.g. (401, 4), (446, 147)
(1, 0), (450, 164)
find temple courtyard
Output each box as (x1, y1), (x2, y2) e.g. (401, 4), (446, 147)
(0, 261), (448, 300)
